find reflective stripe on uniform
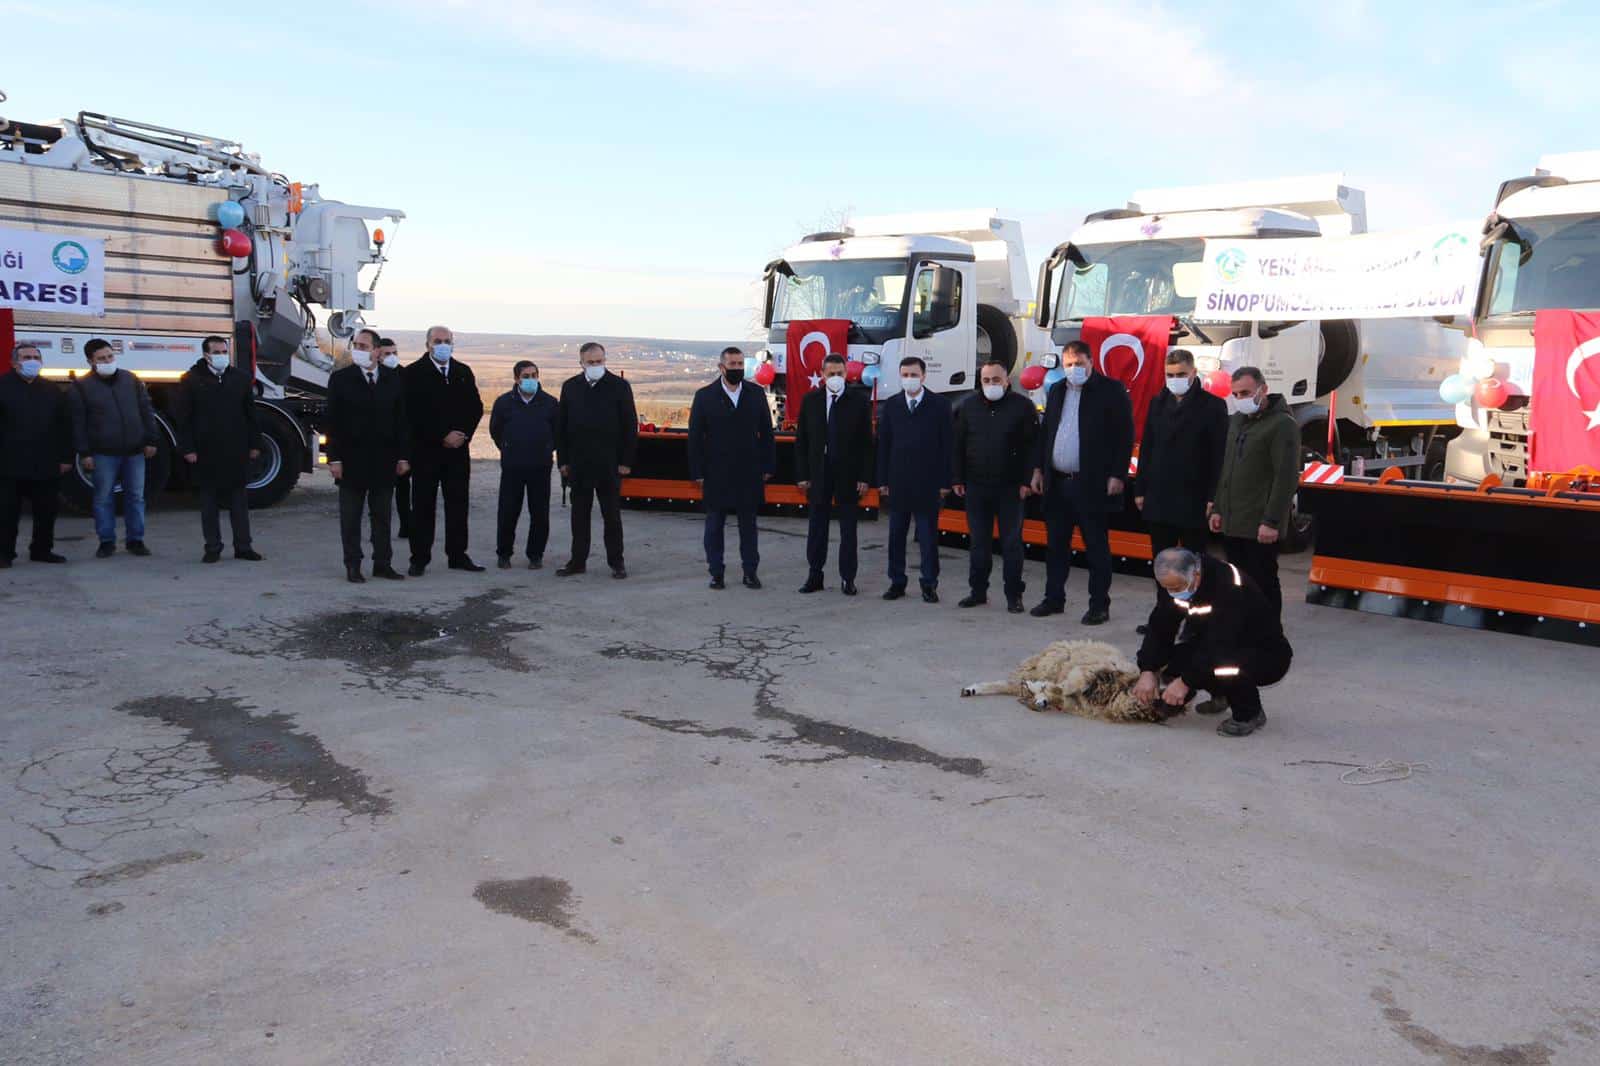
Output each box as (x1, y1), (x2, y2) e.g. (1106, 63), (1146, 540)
(1228, 564), (1242, 586)
(1214, 665), (1241, 677)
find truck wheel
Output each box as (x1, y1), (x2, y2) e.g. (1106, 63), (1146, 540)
(976, 303), (1018, 375)
(246, 406), (305, 508)
(1421, 436), (1448, 483)
(60, 414), (176, 515)
(1316, 320), (1360, 396)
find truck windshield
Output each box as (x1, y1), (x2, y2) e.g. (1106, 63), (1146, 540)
(1484, 213), (1600, 316)
(771, 258), (909, 342)
(1057, 239), (1204, 320)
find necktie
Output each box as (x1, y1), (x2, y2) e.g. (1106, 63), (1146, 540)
(367, 370), (376, 386)
(826, 395), (839, 456)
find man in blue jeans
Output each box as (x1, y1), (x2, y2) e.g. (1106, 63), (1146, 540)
(69, 339), (159, 557)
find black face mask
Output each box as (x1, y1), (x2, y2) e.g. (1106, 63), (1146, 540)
(724, 367), (745, 385)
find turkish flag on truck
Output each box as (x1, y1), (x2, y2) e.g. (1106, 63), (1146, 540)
(1080, 316), (1171, 443)
(784, 319), (850, 425)
(1530, 310), (1600, 473)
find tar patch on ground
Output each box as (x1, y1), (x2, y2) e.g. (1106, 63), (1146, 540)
(473, 876), (596, 943)
(187, 590), (537, 698)
(604, 623), (984, 777)
(120, 693), (391, 818)
(1371, 987), (1553, 1065)
(75, 850), (203, 888)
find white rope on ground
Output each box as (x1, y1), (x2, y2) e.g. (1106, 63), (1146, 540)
(1285, 759), (1432, 785)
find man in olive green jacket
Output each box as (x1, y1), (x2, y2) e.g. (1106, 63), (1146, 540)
(1208, 367), (1300, 616)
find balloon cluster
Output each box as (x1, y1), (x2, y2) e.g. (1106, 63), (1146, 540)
(213, 200), (251, 259)
(1441, 341), (1510, 409)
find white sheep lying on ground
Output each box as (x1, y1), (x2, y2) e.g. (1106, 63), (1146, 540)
(960, 639), (1183, 723)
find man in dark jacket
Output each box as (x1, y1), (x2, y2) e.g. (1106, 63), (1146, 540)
(1209, 367), (1300, 616)
(688, 346), (776, 589)
(1029, 341), (1134, 624)
(794, 353), (872, 595)
(1135, 348), (1227, 562)
(488, 360), (558, 569)
(555, 342), (638, 579)
(325, 328), (410, 583)
(1134, 547), (1293, 737)
(876, 356), (952, 603)
(70, 338), (159, 558)
(0, 343), (73, 566)
(174, 336), (264, 564)
(402, 325), (484, 575)
(953, 358), (1037, 613)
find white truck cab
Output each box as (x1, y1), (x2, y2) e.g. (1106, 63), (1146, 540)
(758, 210), (1049, 407)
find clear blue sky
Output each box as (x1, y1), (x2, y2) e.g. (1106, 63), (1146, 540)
(4, 0), (1595, 340)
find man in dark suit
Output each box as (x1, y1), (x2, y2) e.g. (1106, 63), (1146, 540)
(1134, 348), (1227, 563)
(488, 360), (559, 569)
(688, 346), (775, 589)
(876, 356), (952, 603)
(555, 342), (638, 579)
(1028, 340), (1134, 624)
(953, 358), (1037, 613)
(325, 328), (410, 583)
(379, 337), (413, 539)
(794, 353), (872, 595)
(403, 325), (484, 575)
(174, 335), (265, 563)
(0, 342), (73, 567)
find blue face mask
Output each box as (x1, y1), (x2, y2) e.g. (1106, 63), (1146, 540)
(208, 353), (230, 372)
(18, 358), (43, 380)
(1065, 365), (1090, 387)
(1171, 583), (1197, 602)
(431, 342), (453, 363)
(519, 378), (539, 396)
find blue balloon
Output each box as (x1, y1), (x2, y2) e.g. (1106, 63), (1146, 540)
(214, 201), (246, 229)
(861, 364), (881, 387)
(1438, 373), (1474, 405)
(1044, 367), (1068, 387)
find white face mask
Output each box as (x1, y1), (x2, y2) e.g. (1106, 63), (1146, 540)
(1167, 374), (1192, 396)
(381, 354), (399, 369)
(1065, 365), (1089, 387)
(351, 349), (373, 369)
(584, 364), (605, 382)
(901, 375), (924, 395)
(1235, 393), (1261, 416)
(94, 360), (117, 377)
(208, 353), (230, 372)
(982, 383), (1006, 402)
(824, 374), (846, 395)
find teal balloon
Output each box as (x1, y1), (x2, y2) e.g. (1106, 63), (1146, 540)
(1044, 367), (1068, 387)
(1438, 373), (1474, 405)
(214, 201), (246, 229)
(861, 365), (881, 387)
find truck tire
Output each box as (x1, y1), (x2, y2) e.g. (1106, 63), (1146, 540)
(246, 405), (305, 508)
(976, 303), (1018, 374)
(61, 413), (176, 515)
(1316, 320), (1360, 397)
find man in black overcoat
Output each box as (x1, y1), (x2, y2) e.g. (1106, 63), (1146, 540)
(688, 346), (776, 589)
(793, 353), (872, 595)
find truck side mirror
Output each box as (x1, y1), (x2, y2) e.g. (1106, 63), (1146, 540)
(1035, 257), (1056, 329)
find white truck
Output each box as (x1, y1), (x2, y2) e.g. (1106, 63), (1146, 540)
(756, 210), (1053, 413)
(1445, 152), (1600, 485)
(1033, 176), (1465, 497)
(2, 106), (403, 506)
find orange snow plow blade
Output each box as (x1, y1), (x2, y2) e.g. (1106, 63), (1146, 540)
(1298, 470), (1600, 646)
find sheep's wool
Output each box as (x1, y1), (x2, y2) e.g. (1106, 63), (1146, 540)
(1010, 639), (1182, 723)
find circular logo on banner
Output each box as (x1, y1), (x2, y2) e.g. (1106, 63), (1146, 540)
(52, 241), (90, 275)
(1432, 232), (1471, 268)
(1098, 333), (1146, 382)
(1213, 246), (1247, 284)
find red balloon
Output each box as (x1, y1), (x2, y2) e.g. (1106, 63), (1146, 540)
(1203, 369), (1232, 398)
(1474, 377), (1510, 409)
(217, 228), (252, 258)
(753, 362), (776, 387)
(1019, 365), (1047, 391)
(844, 360), (865, 383)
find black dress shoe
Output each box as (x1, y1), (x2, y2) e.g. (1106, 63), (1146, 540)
(882, 585), (906, 601)
(126, 541), (151, 557)
(958, 593), (987, 608)
(449, 556), (485, 572)
(497, 556), (512, 569)
(611, 566), (627, 580)
(1007, 598), (1024, 614)
(1029, 600), (1064, 617)
(841, 580), (857, 596)
(235, 549), (264, 562)
(1081, 608), (1110, 626)
(96, 542), (115, 558)
(346, 566), (366, 584)
(1217, 711), (1266, 737)
(709, 574), (726, 589)
(202, 551), (221, 564)
(798, 574), (824, 594)
(372, 565), (405, 580)
(528, 557), (543, 570)
(743, 573), (762, 590)
(30, 552), (66, 564)
(407, 563), (426, 577)
(921, 586), (939, 604)
(556, 563), (586, 577)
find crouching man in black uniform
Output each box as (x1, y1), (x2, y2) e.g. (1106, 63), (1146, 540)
(1133, 547), (1293, 737)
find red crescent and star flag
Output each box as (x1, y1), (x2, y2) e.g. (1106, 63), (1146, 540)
(1530, 309), (1600, 472)
(784, 318), (850, 424)
(1080, 315), (1171, 442)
